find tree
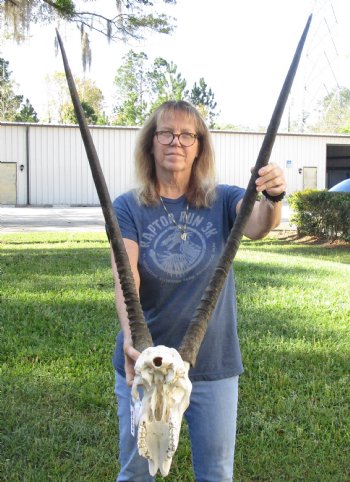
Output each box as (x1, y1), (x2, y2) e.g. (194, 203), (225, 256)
(112, 50), (219, 126)
(1, 0), (177, 69)
(44, 71), (105, 123)
(61, 100), (98, 124)
(311, 86), (350, 133)
(190, 78), (218, 128)
(148, 57), (188, 111)
(0, 57), (22, 120)
(0, 57), (38, 121)
(214, 122), (239, 131)
(15, 98), (39, 122)
(113, 50), (149, 125)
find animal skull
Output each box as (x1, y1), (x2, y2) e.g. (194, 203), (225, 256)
(131, 345), (192, 477)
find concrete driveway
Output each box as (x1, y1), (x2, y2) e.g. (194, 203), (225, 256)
(0, 204), (294, 234)
(0, 206), (105, 233)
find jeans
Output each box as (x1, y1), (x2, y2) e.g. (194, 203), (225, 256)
(115, 372), (239, 482)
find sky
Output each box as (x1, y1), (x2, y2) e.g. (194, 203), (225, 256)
(2, 0), (350, 129)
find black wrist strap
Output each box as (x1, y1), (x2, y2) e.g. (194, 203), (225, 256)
(262, 190), (286, 202)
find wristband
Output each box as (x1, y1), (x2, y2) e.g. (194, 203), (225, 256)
(262, 190), (286, 202)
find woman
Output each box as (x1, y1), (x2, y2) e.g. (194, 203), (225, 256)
(111, 100), (286, 481)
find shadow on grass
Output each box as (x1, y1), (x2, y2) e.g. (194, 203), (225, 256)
(0, 237), (108, 246)
(1, 247), (113, 285)
(234, 258), (341, 288)
(241, 238), (350, 264)
(0, 296), (117, 365)
(1, 246), (109, 258)
(1, 246), (336, 294)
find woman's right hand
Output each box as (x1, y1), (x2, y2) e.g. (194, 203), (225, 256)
(123, 336), (141, 386)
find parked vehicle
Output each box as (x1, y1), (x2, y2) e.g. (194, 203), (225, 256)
(328, 179), (350, 192)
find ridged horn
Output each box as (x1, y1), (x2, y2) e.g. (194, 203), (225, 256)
(56, 30), (153, 353)
(179, 15), (312, 366)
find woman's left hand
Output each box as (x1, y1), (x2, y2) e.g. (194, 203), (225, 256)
(255, 163), (286, 196)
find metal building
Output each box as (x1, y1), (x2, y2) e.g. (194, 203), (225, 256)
(1, 122), (350, 206)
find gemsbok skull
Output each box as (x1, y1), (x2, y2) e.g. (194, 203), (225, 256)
(56, 15), (312, 477)
(131, 346), (192, 476)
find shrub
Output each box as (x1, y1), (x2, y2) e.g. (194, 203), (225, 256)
(288, 189), (350, 241)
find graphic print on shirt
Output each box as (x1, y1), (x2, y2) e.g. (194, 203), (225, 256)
(140, 210), (219, 282)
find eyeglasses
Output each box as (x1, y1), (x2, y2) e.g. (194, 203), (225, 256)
(154, 130), (198, 147)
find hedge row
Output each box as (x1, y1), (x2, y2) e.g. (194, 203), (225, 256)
(288, 189), (350, 241)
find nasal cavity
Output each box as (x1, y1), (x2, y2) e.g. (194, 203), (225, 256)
(153, 356), (163, 367)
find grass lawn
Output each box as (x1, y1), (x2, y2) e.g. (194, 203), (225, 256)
(1, 232), (349, 481)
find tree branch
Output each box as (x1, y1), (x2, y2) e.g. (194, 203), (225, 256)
(2, 0), (175, 44)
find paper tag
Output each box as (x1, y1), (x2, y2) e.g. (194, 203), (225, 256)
(130, 399), (142, 437)
(134, 399), (142, 425)
(130, 403), (135, 437)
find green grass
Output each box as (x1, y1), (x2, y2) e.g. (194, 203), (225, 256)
(0, 232), (349, 481)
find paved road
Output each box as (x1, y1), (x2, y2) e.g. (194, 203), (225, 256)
(0, 204), (294, 234)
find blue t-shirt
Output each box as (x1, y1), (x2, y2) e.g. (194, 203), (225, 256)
(112, 184), (245, 381)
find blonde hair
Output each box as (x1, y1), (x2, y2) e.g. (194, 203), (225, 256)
(134, 100), (217, 208)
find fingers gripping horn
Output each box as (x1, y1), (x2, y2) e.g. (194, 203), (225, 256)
(179, 15), (312, 366)
(55, 30), (153, 353)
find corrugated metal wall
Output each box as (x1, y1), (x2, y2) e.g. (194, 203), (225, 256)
(0, 124), (28, 205)
(1, 122), (350, 206)
(27, 125), (139, 205)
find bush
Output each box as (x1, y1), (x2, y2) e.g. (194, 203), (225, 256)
(288, 189), (350, 241)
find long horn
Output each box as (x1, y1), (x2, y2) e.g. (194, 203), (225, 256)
(179, 15), (312, 366)
(56, 30), (153, 353)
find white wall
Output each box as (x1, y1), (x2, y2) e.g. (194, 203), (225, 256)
(27, 124), (139, 205)
(1, 122), (350, 206)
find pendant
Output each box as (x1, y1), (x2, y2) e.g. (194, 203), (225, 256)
(181, 232), (188, 241)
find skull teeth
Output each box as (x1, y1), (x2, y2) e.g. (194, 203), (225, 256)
(138, 421), (150, 459)
(166, 420), (177, 457)
(137, 419), (179, 461)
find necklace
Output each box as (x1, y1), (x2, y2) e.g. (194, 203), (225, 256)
(159, 196), (190, 241)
